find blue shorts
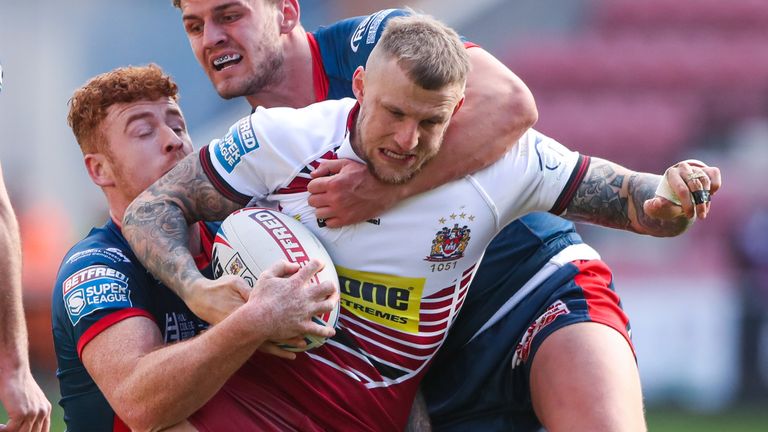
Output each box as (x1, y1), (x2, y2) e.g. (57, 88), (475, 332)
(423, 260), (633, 431)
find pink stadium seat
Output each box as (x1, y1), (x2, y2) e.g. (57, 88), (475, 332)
(594, 0), (768, 34)
(510, 32), (768, 123)
(532, 92), (701, 172)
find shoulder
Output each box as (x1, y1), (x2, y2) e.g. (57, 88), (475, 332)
(57, 224), (136, 279)
(314, 9), (412, 56)
(249, 98), (357, 145)
(53, 224), (147, 327)
(204, 99), (357, 194)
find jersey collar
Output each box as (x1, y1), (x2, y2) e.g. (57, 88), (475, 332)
(306, 33), (330, 103)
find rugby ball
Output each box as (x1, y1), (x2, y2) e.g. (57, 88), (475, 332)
(212, 207), (340, 351)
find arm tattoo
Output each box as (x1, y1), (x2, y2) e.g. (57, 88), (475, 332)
(122, 152), (243, 299)
(565, 158), (689, 236)
(565, 160), (632, 231)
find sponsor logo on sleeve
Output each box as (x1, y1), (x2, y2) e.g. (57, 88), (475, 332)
(350, 15), (373, 53)
(366, 9), (396, 45)
(336, 266), (424, 333)
(62, 265), (132, 326)
(213, 116), (259, 173)
(349, 9), (397, 53)
(534, 134), (563, 171)
(66, 248), (131, 264)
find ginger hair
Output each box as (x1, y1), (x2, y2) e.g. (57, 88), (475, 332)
(68, 64), (179, 154)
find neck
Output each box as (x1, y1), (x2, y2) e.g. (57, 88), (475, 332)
(245, 26), (317, 109)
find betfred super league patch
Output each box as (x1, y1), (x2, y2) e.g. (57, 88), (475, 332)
(62, 264), (132, 326)
(213, 116), (259, 173)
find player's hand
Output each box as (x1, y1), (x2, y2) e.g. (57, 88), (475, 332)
(0, 369), (52, 432)
(246, 260), (338, 342)
(308, 159), (402, 227)
(257, 337), (307, 361)
(187, 276), (250, 325)
(644, 161), (721, 221)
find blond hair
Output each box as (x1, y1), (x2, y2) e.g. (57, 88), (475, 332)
(375, 14), (470, 90)
(68, 64), (179, 154)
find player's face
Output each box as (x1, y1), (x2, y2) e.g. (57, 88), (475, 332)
(354, 58), (464, 184)
(181, 0), (284, 99)
(102, 98), (193, 202)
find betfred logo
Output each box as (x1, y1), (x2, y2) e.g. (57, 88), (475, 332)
(249, 210), (311, 265)
(63, 265), (127, 294)
(62, 265), (132, 326)
(336, 266), (424, 333)
(214, 116), (259, 173)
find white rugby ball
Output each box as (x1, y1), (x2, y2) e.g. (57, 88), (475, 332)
(212, 207), (340, 351)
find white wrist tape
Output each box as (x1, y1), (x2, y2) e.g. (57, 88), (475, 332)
(654, 159), (709, 207)
(655, 171), (682, 206)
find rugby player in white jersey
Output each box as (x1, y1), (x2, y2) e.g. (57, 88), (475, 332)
(124, 13), (721, 431)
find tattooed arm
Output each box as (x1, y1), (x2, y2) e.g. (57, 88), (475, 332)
(564, 157), (721, 237)
(123, 151), (245, 323)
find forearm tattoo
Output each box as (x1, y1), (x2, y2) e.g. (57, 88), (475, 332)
(566, 158), (688, 236)
(122, 153), (242, 297)
(566, 161), (633, 231)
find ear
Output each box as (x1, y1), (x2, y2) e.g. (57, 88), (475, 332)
(352, 66), (365, 103)
(84, 153), (116, 188)
(278, 0), (300, 34)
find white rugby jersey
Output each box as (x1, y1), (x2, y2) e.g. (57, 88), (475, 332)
(199, 98), (589, 430)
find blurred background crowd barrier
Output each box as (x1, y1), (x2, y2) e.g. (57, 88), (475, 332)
(1, 0), (766, 429)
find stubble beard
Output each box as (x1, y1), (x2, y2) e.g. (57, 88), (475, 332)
(217, 49), (285, 100)
(354, 110), (439, 185)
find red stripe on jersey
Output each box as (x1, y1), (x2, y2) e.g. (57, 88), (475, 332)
(464, 41), (480, 49)
(307, 33), (330, 102)
(418, 319), (451, 334)
(194, 222), (214, 270)
(551, 155), (591, 215)
(77, 308), (155, 358)
(346, 103), (360, 131)
(113, 416), (130, 432)
(308, 341), (386, 383)
(198, 147), (251, 205)
(338, 313), (445, 346)
(346, 332), (436, 371)
(420, 306), (451, 322)
(573, 259), (635, 356)
(454, 297), (466, 311)
(276, 176), (310, 194)
(420, 297), (454, 310)
(340, 319), (443, 353)
(276, 150), (338, 195)
(427, 285), (457, 299)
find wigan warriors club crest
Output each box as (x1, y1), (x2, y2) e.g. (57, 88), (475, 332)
(425, 223), (471, 262)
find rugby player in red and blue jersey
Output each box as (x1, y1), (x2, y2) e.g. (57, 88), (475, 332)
(52, 65), (337, 431)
